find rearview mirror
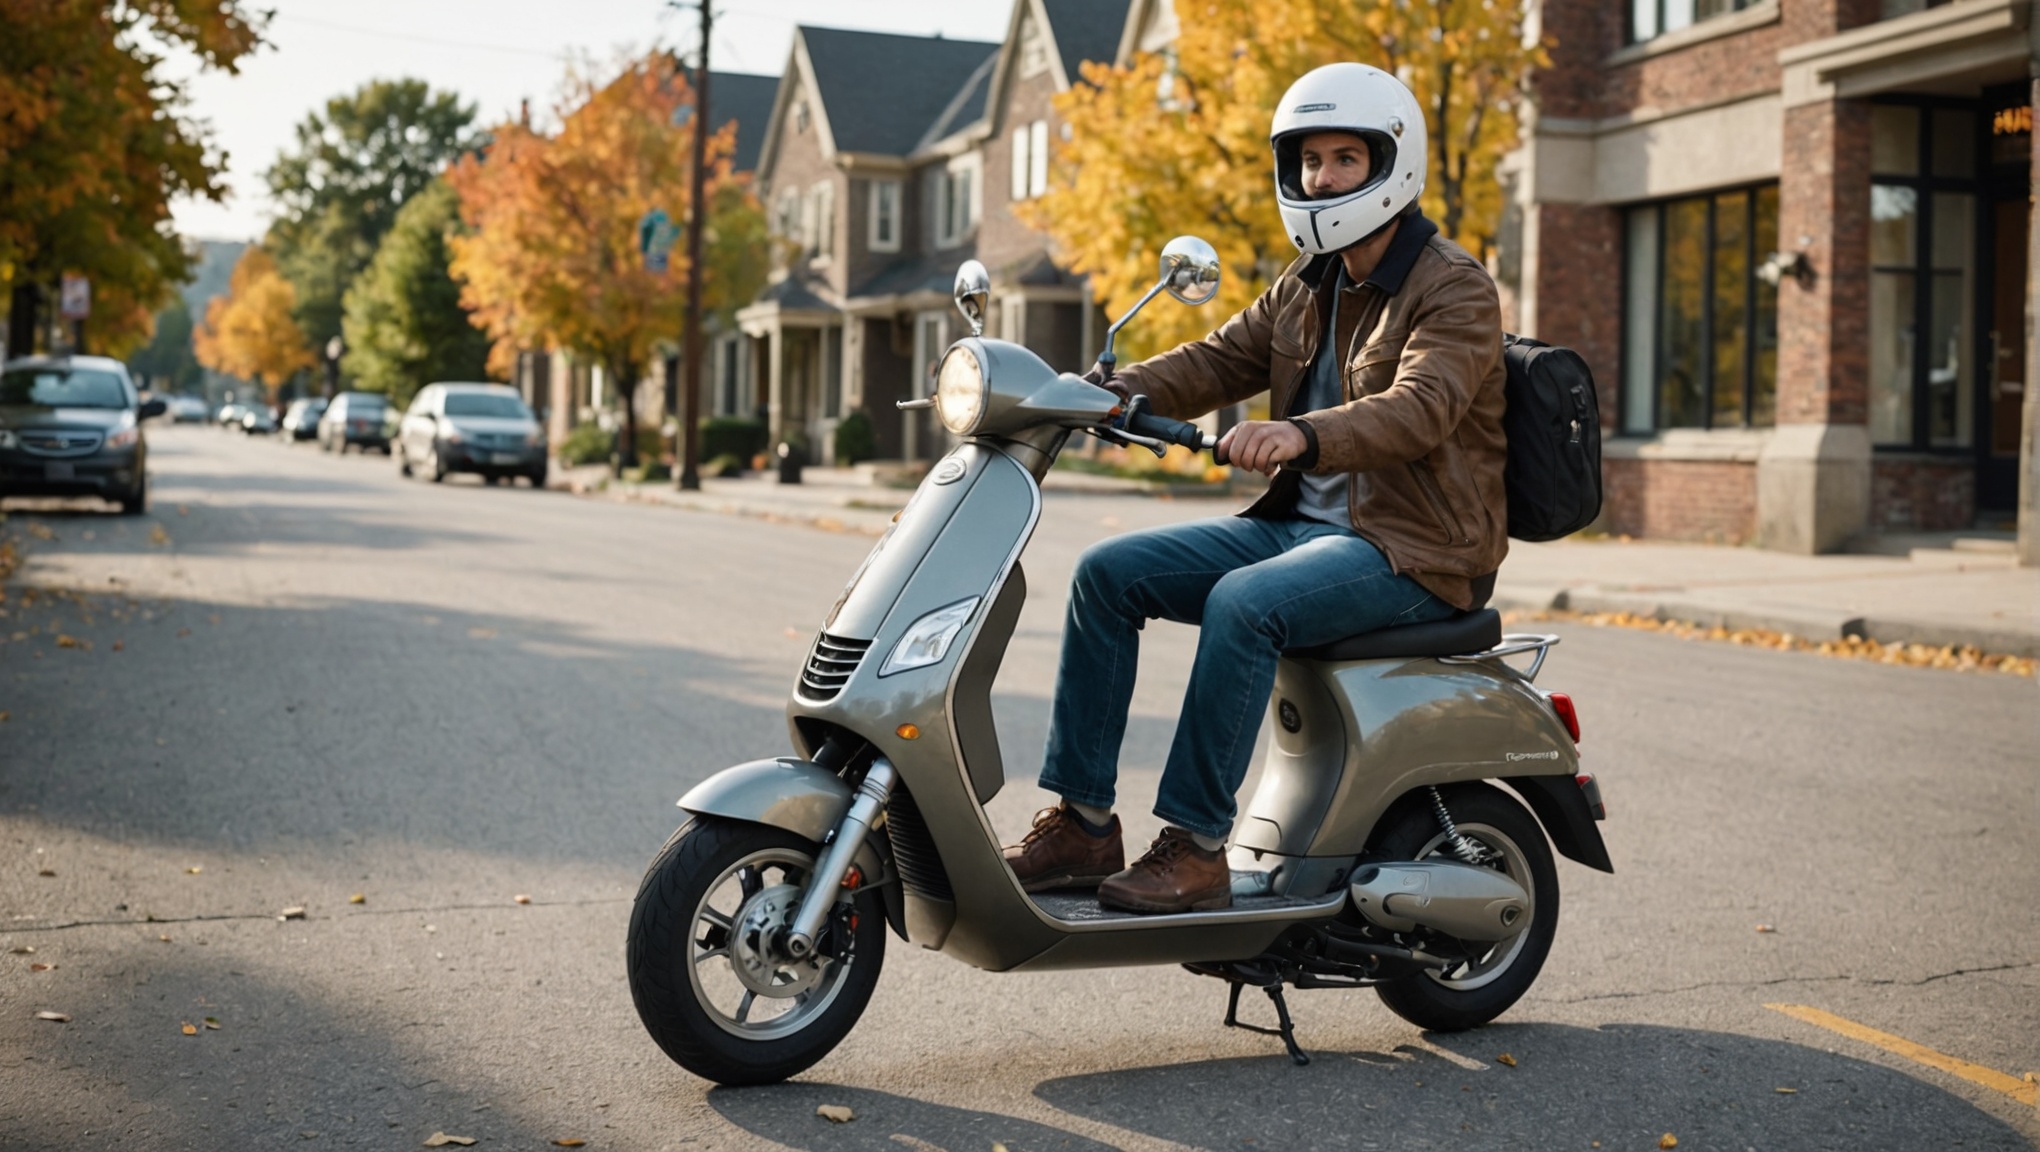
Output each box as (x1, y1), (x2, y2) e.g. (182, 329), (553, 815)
(1159, 236), (1221, 306)
(137, 398), (167, 421)
(952, 260), (990, 337)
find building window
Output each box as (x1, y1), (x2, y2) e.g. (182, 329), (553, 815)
(774, 187), (801, 244)
(1620, 185), (1779, 433)
(1877, 0), (1955, 18)
(868, 179), (900, 253)
(795, 99), (810, 134)
(1628, 0), (1763, 43)
(1868, 100), (1979, 449)
(932, 154), (980, 248)
(1010, 120), (1049, 201)
(809, 181), (835, 257)
(1019, 15), (1050, 78)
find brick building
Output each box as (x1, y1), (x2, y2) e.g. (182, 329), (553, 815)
(1508, 0), (2035, 549)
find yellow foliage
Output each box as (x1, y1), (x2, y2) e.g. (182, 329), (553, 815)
(192, 246), (315, 398)
(1025, 0), (1542, 362)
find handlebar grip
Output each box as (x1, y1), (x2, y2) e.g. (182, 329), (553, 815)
(1122, 404), (1215, 453)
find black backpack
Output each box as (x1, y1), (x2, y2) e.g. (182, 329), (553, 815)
(1500, 333), (1602, 541)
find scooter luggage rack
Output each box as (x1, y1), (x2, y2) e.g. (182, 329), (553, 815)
(1439, 632), (1561, 681)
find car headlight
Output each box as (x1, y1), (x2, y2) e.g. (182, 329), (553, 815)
(0, 430), (16, 449)
(935, 345), (986, 436)
(104, 426), (139, 449)
(441, 424), (463, 443)
(879, 597), (980, 676)
(526, 429), (546, 446)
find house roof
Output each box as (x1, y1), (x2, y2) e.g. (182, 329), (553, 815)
(799, 26), (1000, 156)
(915, 49), (999, 153)
(1039, 0), (1132, 87)
(708, 71), (780, 172)
(850, 247), (976, 301)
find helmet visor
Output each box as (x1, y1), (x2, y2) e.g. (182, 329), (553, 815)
(1273, 130), (1396, 203)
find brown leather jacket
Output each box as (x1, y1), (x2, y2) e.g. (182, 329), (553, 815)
(1116, 213), (1507, 610)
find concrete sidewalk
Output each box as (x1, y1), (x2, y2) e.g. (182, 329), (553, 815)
(566, 464), (2039, 659)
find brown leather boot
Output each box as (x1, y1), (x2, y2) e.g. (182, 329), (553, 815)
(1002, 805), (1124, 892)
(1097, 828), (1232, 914)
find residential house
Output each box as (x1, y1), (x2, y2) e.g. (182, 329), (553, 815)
(742, 2), (1133, 465)
(1505, 0), (2034, 549)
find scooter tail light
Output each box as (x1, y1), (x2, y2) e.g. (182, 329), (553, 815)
(1548, 692), (1580, 743)
(1575, 772), (1606, 820)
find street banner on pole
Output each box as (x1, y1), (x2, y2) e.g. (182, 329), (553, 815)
(59, 275), (91, 319)
(639, 208), (678, 274)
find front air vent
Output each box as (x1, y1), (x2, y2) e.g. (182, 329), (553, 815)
(798, 632), (871, 701)
(884, 784), (953, 900)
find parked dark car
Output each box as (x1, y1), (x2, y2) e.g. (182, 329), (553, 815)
(397, 383), (547, 486)
(239, 405), (277, 435)
(0, 355), (164, 514)
(167, 395), (210, 423)
(281, 397), (327, 441)
(318, 391), (390, 453)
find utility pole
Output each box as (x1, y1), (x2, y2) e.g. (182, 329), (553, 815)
(677, 1), (713, 491)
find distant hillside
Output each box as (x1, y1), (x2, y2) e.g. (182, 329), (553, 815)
(181, 240), (246, 316)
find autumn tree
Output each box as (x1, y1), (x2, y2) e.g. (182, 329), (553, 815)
(194, 246), (316, 402)
(128, 296), (203, 393)
(447, 54), (765, 470)
(266, 79), (479, 351)
(0, 0), (266, 358)
(1024, 0), (1541, 361)
(338, 179), (492, 408)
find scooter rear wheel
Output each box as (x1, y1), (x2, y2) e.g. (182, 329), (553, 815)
(626, 816), (885, 1085)
(1369, 783), (1559, 1032)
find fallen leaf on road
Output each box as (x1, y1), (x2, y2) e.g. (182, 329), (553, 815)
(37, 868), (54, 877)
(1496, 1053), (1517, 1067)
(187, 866), (202, 874)
(35, 1011), (70, 1023)
(176, 627), (191, 637)
(279, 906), (307, 920)
(157, 935), (171, 942)
(349, 893), (365, 904)
(28, 524), (54, 540)
(204, 1017), (220, 1030)
(1658, 1135), (1678, 1150)
(181, 1022), (197, 1035)
(207, 614), (220, 626)
(176, 505), (188, 516)
(513, 894), (531, 905)
(552, 1141), (586, 1147)
(816, 1105), (854, 1123)
(8, 946), (32, 954)
(30, 962), (53, 972)
(421, 1135), (476, 1147)
(55, 634), (77, 648)
(1774, 1087), (1797, 1094)
(112, 640), (123, 651)
(1755, 924), (1776, 933)
(467, 627), (496, 639)
(148, 526), (170, 546)
(0, 711), (8, 722)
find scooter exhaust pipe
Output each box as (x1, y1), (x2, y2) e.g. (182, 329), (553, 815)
(1348, 861), (1531, 943)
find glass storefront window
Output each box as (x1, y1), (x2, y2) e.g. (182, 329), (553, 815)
(1927, 194), (1974, 447)
(1621, 185), (1780, 432)
(1872, 106), (1919, 175)
(1930, 109), (1975, 178)
(1870, 186), (1917, 264)
(1870, 273), (1915, 443)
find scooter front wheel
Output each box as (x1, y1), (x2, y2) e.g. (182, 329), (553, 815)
(626, 816), (885, 1085)
(1369, 783), (1559, 1032)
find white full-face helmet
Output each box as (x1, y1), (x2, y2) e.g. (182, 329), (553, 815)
(1270, 63), (1428, 255)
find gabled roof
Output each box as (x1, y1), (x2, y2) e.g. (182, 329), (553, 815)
(914, 50), (999, 153)
(707, 72), (780, 173)
(800, 27), (1000, 156)
(1040, 0), (1132, 88)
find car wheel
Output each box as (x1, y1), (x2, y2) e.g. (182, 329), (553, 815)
(527, 464), (549, 489)
(428, 447), (446, 483)
(397, 444), (413, 477)
(118, 478), (147, 516)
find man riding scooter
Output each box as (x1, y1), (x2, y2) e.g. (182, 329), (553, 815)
(1004, 62), (1511, 915)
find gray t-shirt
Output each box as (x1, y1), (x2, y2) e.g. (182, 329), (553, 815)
(1293, 269), (1352, 530)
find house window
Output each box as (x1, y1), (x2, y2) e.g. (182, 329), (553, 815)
(1010, 121), (1049, 201)
(1628, 0), (1763, 43)
(933, 154), (980, 248)
(1018, 15), (1050, 78)
(1000, 296), (1026, 344)
(809, 181), (835, 257)
(1619, 185), (1779, 432)
(795, 100), (810, 134)
(1868, 100), (1979, 449)
(868, 179), (901, 252)
(774, 187), (801, 244)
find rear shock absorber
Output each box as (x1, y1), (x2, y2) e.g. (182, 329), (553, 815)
(1427, 786), (1483, 864)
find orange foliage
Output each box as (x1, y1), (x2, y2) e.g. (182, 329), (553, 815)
(193, 246), (315, 398)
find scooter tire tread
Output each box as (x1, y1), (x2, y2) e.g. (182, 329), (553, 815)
(1368, 783), (1559, 1033)
(627, 815), (886, 1087)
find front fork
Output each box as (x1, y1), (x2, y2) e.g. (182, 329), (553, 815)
(784, 758), (897, 959)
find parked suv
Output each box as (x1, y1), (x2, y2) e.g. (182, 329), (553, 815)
(281, 397), (327, 441)
(318, 391), (391, 453)
(397, 383), (547, 487)
(0, 355), (165, 514)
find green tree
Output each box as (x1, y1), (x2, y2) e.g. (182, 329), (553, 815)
(1, 0), (266, 356)
(128, 296), (202, 392)
(340, 179), (491, 407)
(265, 79), (478, 351)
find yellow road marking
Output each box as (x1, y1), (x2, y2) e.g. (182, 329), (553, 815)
(1766, 1003), (2037, 1107)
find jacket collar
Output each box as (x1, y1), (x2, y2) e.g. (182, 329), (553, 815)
(1295, 210), (1440, 296)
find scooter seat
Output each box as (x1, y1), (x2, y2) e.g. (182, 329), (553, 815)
(1284, 608), (1502, 662)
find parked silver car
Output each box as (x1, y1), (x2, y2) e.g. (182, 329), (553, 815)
(396, 383), (547, 487)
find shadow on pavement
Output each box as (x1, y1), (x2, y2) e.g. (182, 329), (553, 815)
(709, 1082), (1120, 1152)
(1032, 1020), (2030, 1150)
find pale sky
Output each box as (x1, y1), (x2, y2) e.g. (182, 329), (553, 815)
(166, 0), (1015, 242)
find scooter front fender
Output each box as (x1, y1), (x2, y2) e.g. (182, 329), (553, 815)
(678, 757), (851, 842)
(676, 757), (905, 938)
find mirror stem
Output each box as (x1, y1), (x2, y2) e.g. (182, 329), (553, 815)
(1099, 275), (1172, 372)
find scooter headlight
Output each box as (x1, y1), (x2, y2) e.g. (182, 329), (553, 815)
(879, 597), (980, 676)
(934, 345), (985, 436)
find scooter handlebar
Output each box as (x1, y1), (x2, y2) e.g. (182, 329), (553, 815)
(1120, 396), (1223, 461)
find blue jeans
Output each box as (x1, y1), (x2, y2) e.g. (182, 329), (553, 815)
(1040, 516), (1455, 841)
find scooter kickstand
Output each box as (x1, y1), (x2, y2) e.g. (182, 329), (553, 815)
(1260, 983), (1310, 1066)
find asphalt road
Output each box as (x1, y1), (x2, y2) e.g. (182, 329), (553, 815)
(2, 426), (2035, 1151)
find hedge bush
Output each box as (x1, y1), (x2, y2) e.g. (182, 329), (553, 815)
(700, 417), (767, 464)
(557, 422), (614, 466)
(833, 409), (877, 466)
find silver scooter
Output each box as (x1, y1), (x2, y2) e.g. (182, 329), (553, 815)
(626, 238), (1612, 1085)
